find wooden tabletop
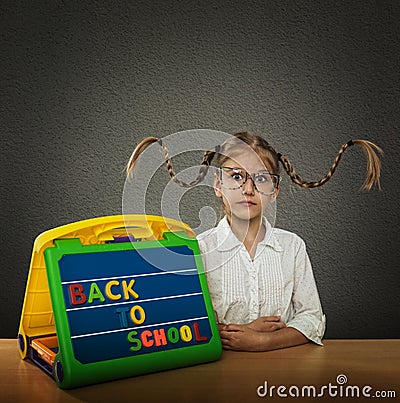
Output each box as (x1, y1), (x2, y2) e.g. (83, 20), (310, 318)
(1, 339), (398, 402)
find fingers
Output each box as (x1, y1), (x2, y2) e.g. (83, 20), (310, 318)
(220, 330), (234, 350)
(220, 330), (244, 351)
(270, 321), (286, 331)
(218, 323), (230, 332)
(219, 324), (245, 350)
(259, 316), (287, 330)
(223, 324), (244, 332)
(219, 318), (286, 336)
(260, 315), (282, 322)
(220, 327), (265, 351)
(247, 316), (287, 332)
(218, 323), (245, 332)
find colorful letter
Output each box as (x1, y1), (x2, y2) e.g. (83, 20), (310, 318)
(129, 305), (146, 325)
(141, 330), (154, 347)
(68, 284), (86, 305)
(122, 279), (139, 300)
(105, 280), (121, 300)
(115, 307), (130, 328)
(88, 282), (106, 304)
(167, 327), (180, 344)
(180, 325), (192, 342)
(127, 331), (142, 352)
(193, 322), (208, 342)
(153, 329), (167, 346)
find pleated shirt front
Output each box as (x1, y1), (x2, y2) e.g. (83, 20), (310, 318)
(197, 216), (326, 345)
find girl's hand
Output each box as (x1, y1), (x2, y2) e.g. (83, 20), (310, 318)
(219, 325), (269, 351)
(247, 316), (286, 332)
(219, 323), (309, 351)
(217, 316), (285, 333)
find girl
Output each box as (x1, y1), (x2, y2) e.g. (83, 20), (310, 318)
(126, 132), (382, 352)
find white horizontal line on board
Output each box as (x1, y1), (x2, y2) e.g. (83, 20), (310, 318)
(61, 268), (198, 285)
(66, 292), (203, 312)
(70, 316), (209, 339)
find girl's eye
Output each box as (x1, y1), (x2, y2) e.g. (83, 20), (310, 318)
(255, 174), (270, 183)
(232, 173), (243, 181)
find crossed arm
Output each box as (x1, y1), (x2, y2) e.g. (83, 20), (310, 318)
(218, 316), (309, 352)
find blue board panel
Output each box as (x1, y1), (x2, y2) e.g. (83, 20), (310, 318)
(70, 318), (211, 363)
(58, 246), (212, 364)
(59, 246), (197, 282)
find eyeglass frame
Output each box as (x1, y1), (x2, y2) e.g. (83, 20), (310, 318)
(217, 166), (281, 195)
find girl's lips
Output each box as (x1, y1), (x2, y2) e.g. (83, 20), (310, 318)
(238, 201), (257, 206)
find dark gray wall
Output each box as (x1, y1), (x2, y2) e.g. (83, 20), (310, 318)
(1, 1), (399, 338)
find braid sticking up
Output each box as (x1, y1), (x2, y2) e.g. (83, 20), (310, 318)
(277, 140), (383, 191)
(126, 137), (217, 188)
(126, 133), (383, 191)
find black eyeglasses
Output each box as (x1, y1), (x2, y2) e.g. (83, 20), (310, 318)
(218, 167), (281, 195)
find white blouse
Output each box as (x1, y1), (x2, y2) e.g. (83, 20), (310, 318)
(197, 216), (326, 345)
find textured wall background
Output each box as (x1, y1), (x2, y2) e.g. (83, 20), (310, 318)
(1, 1), (399, 339)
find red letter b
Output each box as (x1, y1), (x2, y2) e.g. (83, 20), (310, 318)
(69, 284), (87, 305)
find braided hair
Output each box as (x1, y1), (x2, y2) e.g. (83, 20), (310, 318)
(277, 139), (383, 190)
(126, 132), (383, 191)
(126, 137), (218, 188)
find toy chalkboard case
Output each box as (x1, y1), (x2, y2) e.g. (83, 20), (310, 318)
(18, 215), (222, 389)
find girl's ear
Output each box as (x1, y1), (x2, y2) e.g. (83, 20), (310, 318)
(214, 174), (223, 198)
(270, 187), (280, 201)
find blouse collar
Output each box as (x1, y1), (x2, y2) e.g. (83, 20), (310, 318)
(216, 215), (283, 252)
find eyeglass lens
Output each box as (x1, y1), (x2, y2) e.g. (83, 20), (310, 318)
(220, 168), (279, 194)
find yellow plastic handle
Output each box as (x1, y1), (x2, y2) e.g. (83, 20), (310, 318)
(33, 214), (195, 252)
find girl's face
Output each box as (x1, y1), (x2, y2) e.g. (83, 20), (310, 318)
(214, 150), (279, 223)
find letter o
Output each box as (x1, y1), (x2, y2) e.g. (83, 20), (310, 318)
(179, 325), (192, 342)
(167, 327), (180, 344)
(129, 305), (146, 325)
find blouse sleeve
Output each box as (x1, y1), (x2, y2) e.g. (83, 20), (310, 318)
(286, 238), (326, 345)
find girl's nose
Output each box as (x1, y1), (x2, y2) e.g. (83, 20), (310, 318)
(242, 177), (255, 195)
